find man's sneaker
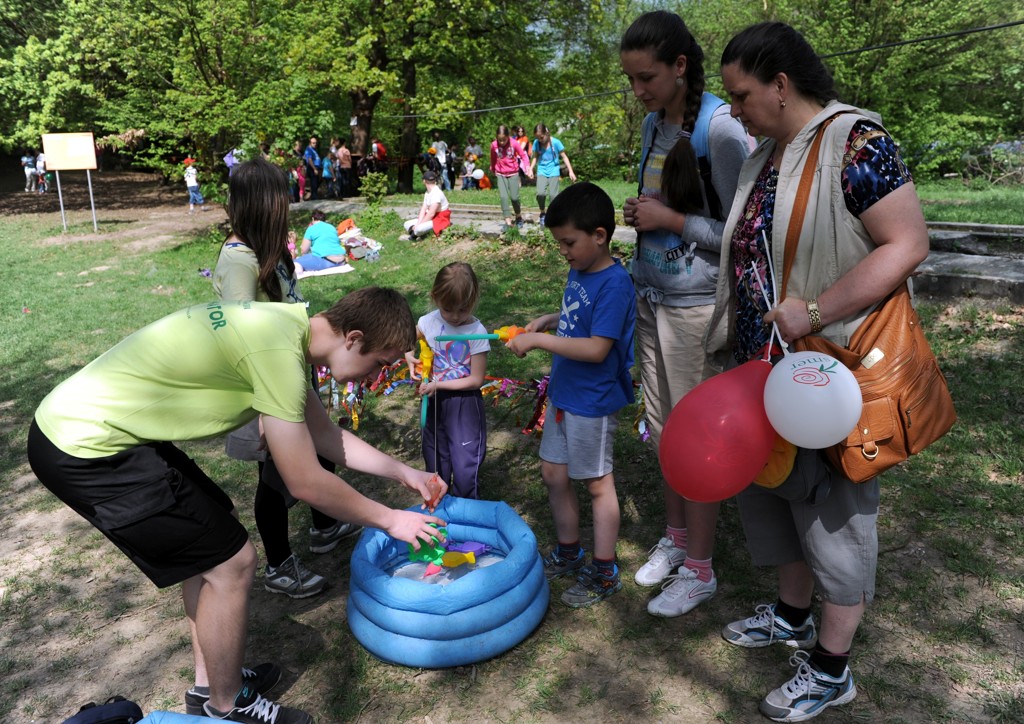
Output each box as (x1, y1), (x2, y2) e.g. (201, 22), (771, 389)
(542, 548), (586, 580)
(722, 603), (817, 649)
(647, 566), (716, 617)
(308, 521), (362, 554)
(759, 651), (857, 722)
(634, 537), (687, 586)
(538, 213), (546, 226)
(264, 554), (325, 598)
(560, 564), (622, 608)
(185, 663), (282, 716)
(204, 689), (313, 724)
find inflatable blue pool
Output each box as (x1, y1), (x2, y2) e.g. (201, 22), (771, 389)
(347, 496), (549, 668)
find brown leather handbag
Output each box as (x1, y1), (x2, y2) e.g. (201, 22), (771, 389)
(781, 118), (957, 482)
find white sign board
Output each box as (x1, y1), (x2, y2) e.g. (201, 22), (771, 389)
(41, 132), (97, 171)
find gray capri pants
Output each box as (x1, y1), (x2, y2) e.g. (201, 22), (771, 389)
(736, 447), (879, 606)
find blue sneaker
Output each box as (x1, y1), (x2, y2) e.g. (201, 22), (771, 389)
(542, 548), (586, 580)
(560, 564), (622, 608)
(760, 651), (857, 722)
(722, 603), (817, 649)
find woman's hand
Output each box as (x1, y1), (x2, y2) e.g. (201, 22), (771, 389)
(763, 297), (813, 345)
(399, 470), (448, 512)
(386, 509), (448, 548)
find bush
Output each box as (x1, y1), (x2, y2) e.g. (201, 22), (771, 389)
(359, 172), (390, 205)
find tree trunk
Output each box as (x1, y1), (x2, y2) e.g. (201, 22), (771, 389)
(397, 39), (418, 194)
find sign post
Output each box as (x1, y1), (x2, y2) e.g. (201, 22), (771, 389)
(40, 132), (99, 232)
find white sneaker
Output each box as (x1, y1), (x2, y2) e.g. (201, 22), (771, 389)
(634, 537), (687, 586)
(647, 566), (717, 617)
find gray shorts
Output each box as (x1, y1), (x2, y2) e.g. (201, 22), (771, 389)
(736, 448), (879, 606)
(539, 408), (617, 480)
(536, 174), (560, 200)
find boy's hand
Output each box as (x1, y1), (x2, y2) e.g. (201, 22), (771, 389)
(404, 352), (421, 380)
(507, 332), (541, 358)
(388, 510), (448, 549)
(402, 470), (448, 511)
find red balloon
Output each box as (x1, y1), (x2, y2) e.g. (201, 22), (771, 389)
(658, 359), (776, 503)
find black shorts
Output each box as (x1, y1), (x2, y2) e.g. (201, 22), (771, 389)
(28, 419), (249, 588)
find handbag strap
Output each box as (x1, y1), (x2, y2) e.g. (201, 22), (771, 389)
(779, 116), (840, 298)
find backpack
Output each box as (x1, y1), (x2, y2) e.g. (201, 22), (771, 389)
(63, 696), (144, 724)
(639, 92), (728, 220)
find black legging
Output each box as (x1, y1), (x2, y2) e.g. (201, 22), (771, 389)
(254, 456), (337, 567)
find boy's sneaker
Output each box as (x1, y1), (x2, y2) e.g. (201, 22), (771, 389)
(646, 566), (716, 617)
(759, 651), (857, 722)
(308, 521), (362, 554)
(538, 213), (546, 226)
(264, 554), (325, 598)
(541, 548), (586, 580)
(634, 537), (687, 586)
(722, 603), (817, 649)
(185, 663), (282, 716)
(204, 687), (313, 724)
(560, 564), (622, 608)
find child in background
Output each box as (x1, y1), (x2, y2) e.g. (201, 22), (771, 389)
(507, 182), (637, 608)
(400, 170), (450, 241)
(461, 153), (478, 190)
(406, 263), (490, 499)
(183, 157), (206, 213)
(490, 124), (532, 229)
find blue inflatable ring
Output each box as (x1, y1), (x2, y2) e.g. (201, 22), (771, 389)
(347, 496), (549, 668)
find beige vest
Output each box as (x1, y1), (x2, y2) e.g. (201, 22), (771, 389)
(705, 102), (887, 368)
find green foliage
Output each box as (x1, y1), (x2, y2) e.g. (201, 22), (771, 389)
(358, 171), (391, 206)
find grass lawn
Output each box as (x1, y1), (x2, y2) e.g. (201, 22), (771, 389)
(1, 195), (1023, 722)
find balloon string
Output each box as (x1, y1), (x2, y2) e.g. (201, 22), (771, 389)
(749, 260), (788, 360)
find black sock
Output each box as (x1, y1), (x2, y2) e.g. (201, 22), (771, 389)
(592, 557), (617, 577)
(556, 541), (583, 560)
(810, 643), (850, 678)
(775, 599), (811, 628)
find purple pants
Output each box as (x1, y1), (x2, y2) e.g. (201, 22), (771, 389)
(422, 390), (486, 499)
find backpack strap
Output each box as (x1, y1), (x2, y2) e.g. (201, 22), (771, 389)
(692, 92), (727, 220)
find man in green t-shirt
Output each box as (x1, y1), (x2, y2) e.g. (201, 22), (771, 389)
(28, 287), (447, 724)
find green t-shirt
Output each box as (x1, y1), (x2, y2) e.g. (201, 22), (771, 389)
(36, 301), (311, 458)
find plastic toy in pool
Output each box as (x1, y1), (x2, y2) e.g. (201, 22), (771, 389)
(347, 496), (550, 668)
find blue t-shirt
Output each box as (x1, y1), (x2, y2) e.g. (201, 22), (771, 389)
(532, 137), (565, 178)
(549, 260), (636, 417)
(303, 221), (344, 258)
(304, 146), (321, 170)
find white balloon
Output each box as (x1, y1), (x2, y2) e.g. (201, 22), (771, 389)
(472, 169), (484, 180)
(763, 351), (862, 449)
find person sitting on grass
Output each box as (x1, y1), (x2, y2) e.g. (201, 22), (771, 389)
(507, 182), (637, 608)
(294, 209), (353, 277)
(400, 170), (451, 242)
(27, 286), (448, 724)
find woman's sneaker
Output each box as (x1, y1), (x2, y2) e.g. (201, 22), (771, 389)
(722, 603), (817, 649)
(634, 537), (687, 586)
(759, 651), (857, 722)
(204, 686), (313, 724)
(264, 554), (325, 598)
(185, 663), (282, 715)
(542, 548), (586, 580)
(308, 521), (362, 554)
(646, 566), (716, 617)
(560, 564), (622, 608)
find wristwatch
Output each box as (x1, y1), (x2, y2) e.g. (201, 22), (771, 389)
(807, 299), (823, 334)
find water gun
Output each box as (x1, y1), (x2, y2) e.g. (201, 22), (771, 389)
(417, 338), (433, 427)
(434, 325), (528, 343)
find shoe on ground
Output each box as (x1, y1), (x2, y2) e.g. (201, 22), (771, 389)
(542, 548), (586, 580)
(539, 213), (546, 226)
(309, 521), (362, 554)
(634, 536), (687, 586)
(561, 564), (622, 608)
(185, 663), (282, 716)
(647, 566), (716, 617)
(264, 554), (325, 598)
(722, 603), (817, 649)
(398, 233), (412, 241)
(204, 689), (313, 724)
(759, 651), (856, 722)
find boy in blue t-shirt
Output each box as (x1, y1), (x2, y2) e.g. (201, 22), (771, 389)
(508, 182), (636, 608)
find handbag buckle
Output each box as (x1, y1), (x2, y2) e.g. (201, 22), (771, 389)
(862, 441), (879, 460)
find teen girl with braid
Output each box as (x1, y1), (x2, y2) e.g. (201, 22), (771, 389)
(620, 10), (750, 618)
